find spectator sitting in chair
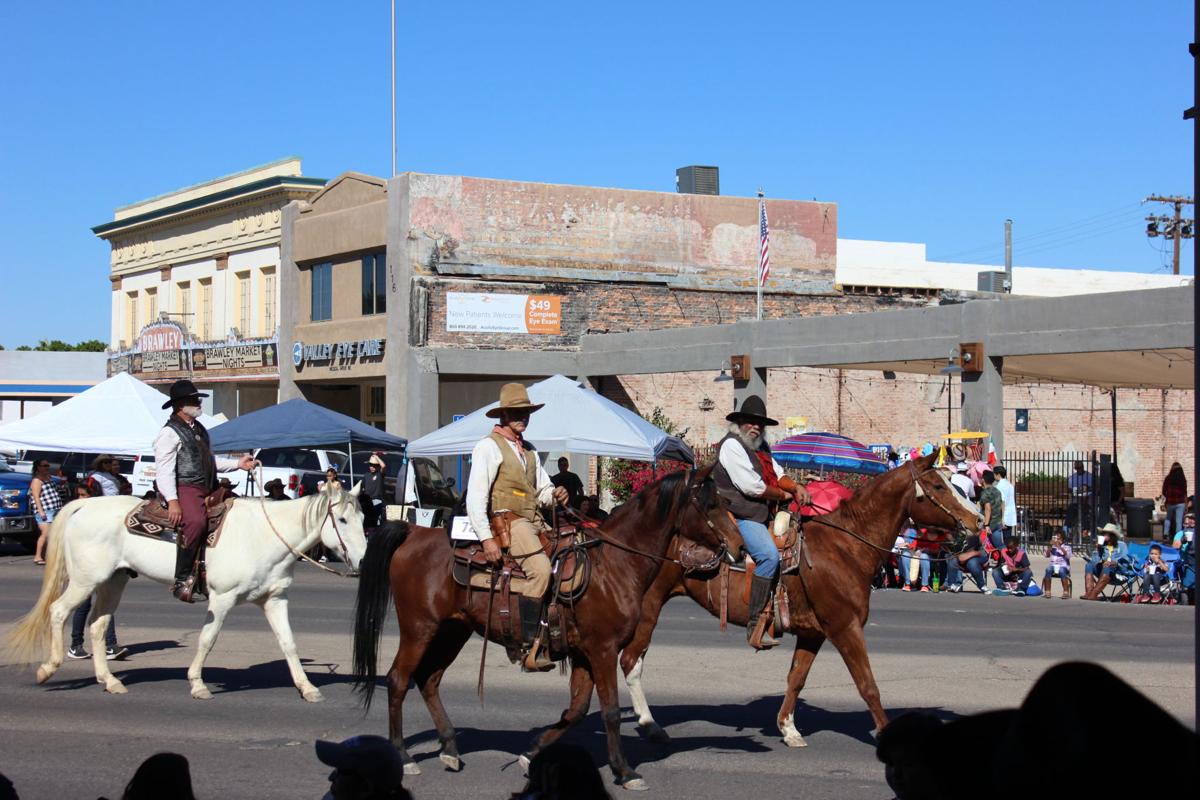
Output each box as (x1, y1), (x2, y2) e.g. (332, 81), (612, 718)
(1171, 513), (1194, 550)
(1083, 522), (1128, 600)
(1041, 532), (1073, 599)
(991, 536), (1033, 595)
(1137, 544), (1170, 604)
(899, 524), (931, 593)
(946, 529), (989, 592)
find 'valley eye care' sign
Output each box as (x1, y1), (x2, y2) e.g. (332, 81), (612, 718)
(445, 293), (562, 334)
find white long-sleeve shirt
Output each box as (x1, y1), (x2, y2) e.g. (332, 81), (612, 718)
(153, 422), (241, 501)
(718, 438), (785, 497)
(466, 436), (555, 541)
(997, 478), (1017, 527)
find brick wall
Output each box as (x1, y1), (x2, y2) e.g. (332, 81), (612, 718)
(603, 369), (1194, 502)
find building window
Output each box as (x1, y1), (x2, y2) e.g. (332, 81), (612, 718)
(199, 279), (212, 340)
(261, 268), (276, 336)
(127, 292), (138, 344)
(311, 262), (332, 321)
(145, 288), (158, 326)
(361, 251), (386, 315)
(369, 385), (385, 416)
(237, 272), (251, 335)
(178, 282), (191, 332)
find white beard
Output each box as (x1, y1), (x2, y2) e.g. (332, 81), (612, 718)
(180, 405), (202, 419)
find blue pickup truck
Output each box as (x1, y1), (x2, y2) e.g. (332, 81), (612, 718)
(0, 462), (36, 551)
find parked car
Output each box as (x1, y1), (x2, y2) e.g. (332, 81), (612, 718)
(250, 447), (348, 498)
(0, 461), (36, 551)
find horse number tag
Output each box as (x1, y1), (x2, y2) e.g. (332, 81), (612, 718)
(450, 516), (481, 542)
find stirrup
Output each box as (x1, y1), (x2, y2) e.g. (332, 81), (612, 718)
(521, 637), (555, 672)
(747, 616), (779, 650)
(172, 578), (207, 604)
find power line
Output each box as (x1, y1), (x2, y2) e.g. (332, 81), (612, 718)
(931, 203), (1143, 262)
(1144, 195), (1194, 275)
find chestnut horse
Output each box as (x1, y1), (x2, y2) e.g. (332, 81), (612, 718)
(350, 469), (741, 790)
(619, 453), (981, 747)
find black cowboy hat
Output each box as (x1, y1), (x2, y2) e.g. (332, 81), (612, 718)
(726, 395), (778, 427)
(161, 379), (209, 410)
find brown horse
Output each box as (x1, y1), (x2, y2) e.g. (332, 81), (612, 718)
(618, 453), (982, 748)
(350, 468), (741, 790)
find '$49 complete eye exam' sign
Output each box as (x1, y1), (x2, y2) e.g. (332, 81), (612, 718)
(445, 292), (562, 334)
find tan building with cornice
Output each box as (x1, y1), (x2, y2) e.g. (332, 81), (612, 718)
(93, 158), (325, 417)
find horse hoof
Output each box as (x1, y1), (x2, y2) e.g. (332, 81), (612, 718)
(641, 723), (670, 744)
(191, 687), (213, 700)
(301, 687), (324, 703)
(105, 679), (128, 695)
(783, 734), (808, 748)
(403, 762), (421, 776)
(517, 754), (531, 776)
(439, 753), (462, 772)
(35, 666), (51, 684)
(621, 777), (649, 792)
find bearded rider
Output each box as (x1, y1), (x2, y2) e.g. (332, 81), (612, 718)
(466, 383), (569, 671)
(712, 395), (810, 649)
(153, 380), (256, 603)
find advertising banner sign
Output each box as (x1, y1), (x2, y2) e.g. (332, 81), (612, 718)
(446, 293), (561, 334)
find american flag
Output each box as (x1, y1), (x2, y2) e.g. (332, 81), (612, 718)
(757, 197), (770, 286)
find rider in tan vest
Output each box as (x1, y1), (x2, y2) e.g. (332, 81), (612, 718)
(466, 383), (569, 670)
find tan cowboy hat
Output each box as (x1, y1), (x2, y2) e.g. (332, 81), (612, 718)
(486, 383), (544, 418)
(1098, 522), (1122, 536)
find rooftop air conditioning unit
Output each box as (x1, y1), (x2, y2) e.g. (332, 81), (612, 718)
(977, 271), (1007, 293)
(676, 166), (719, 195)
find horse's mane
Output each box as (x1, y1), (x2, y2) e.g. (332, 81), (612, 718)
(296, 488), (357, 531)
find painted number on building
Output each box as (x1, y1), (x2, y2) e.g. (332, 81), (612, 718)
(446, 292), (562, 334)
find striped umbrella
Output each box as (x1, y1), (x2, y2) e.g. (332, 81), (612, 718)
(772, 432), (888, 475)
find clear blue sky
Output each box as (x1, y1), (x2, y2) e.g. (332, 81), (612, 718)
(0, 0), (1192, 349)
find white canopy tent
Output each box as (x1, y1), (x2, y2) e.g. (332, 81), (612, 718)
(0, 371), (222, 456)
(406, 374), (694, 462)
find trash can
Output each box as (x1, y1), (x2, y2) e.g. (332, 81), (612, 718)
(1124, 498), (1154, 539)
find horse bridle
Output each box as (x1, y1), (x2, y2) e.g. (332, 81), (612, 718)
(906, 461), (974, 534)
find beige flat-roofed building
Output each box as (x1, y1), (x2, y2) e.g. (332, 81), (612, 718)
(94, 158), (325, 417)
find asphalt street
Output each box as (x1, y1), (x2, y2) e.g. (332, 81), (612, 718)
(0, 548), (1194, 800)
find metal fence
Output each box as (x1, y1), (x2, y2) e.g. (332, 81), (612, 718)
(1003, 450), (1104, 547)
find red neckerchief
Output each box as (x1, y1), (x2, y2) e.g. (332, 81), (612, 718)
(492, 424), (523, 446)
(755, 450), (779, 489)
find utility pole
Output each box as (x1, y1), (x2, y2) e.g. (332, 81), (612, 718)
(1004, 218), (1013, 292)
(1144, 195), (1194, 274)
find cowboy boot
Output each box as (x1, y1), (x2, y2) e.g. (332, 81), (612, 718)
(518, 596), (554, 672)
(173, 544), (207, 604)
(747, 574), (780, 650)
(1083, 574), (1110, 601)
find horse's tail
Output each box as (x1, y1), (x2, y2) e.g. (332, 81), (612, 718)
(4, 501), (80, 663)
(351, 519), (411, 708)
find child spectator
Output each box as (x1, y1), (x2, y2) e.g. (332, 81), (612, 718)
(899, 523), (931, 592)
(1042, 532), (1073, 599)
(991, 536), (1032, 595)
(1137, 544), (1170, 604)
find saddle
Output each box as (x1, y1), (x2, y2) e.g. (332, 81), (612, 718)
(124, 487), (235, 547)
(451, 524), (592, 602)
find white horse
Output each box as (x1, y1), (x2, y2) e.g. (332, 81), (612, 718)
(5, 481), (366, 701)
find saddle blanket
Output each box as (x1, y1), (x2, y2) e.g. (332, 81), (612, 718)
(124, 497), (234, 548)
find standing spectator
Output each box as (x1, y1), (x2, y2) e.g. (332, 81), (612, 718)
(107, 456), (133, 495)
(994, 465), (1017, 538)
(66, 485), (127, 660)
(85, 455), (121, 497)
(551, 457), (585, 508)
(1161, 462), (1188, 545)
(579, 495), (608, 522)
(950, 462), (976, 501)
(1138, 544), (1170, 604)
(1042, 532), (1073, 599)
(1066, 460), (1094, 539)
(28, 459), (62, 566)
(263, 478), (290, 501)
(361, 453), (387, 527)
(991, 536), (1033, 595)
(977, 470), (1005, 550)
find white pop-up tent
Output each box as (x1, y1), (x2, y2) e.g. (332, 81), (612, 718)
(0, 372), (221, 456)
(406, 374), (695, 463)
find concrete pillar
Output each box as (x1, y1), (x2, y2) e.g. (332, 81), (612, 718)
(961, 355), (1004, 456)
(384, 174), (441, 439)
(277, 201), (302, 401)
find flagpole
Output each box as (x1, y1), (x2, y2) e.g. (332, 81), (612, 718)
(756, 189), (764, 321)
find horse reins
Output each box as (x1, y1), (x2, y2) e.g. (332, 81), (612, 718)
(252, 465), (356, 578)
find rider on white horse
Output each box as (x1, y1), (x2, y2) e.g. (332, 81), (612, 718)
(153, 379), (256, 603)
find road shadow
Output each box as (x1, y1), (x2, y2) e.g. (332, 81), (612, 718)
(628, 696), (967, 746)
(124, 639), (184, 656)
(43, 657), (356, 694)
